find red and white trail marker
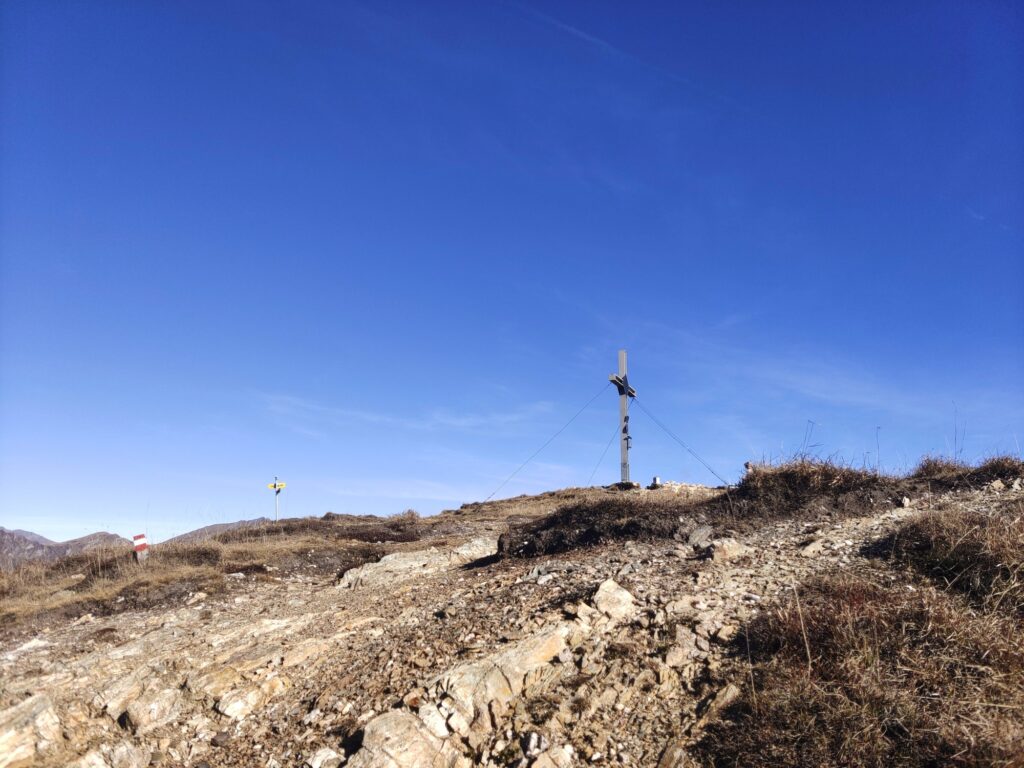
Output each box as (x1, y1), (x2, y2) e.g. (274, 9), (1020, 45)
(133, 534), (149, 562)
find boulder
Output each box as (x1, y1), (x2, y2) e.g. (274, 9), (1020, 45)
(434, 626), (568, 730)
(109, 742), (151, 768)
(687, 525), (714, 549)
(338, 538), (496, 590)
(216, 675), (287, 720)
(0, 694), (63, 768)
(307, 747), (344, 768)
(696, 683), (741, 730)
(592, 580), (636, 622)
(707, 538), (750, 563)
(657, 740), (695, 768)
(799, 539), (826, 558)
(345, 711), (466, 768)
(124, 685), (182, 734)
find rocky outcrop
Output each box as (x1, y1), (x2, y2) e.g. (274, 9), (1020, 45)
(346, 711), (468, 768)
(3, 482), (1007, 768)
(0, 694), (62, 768)
(337, 538), (496, 589)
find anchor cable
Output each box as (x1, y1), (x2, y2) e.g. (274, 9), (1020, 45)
(484, 382), (612, 502)
(631, 396), (731, 486)
(586, 396), (632, 487)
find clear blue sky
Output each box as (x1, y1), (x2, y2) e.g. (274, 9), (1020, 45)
(1, 1), (1021, 542)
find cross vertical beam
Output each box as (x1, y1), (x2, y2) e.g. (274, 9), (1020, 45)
(609, 349), (637, 484)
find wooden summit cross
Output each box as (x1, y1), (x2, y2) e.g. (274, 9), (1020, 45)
(609, 349), (637, 484)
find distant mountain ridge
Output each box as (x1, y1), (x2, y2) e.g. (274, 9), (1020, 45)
(1, 518), (278, 568)
(0, 527), (132, 569)
(164, 518), (272, 544)
(4, 529), (55, 546)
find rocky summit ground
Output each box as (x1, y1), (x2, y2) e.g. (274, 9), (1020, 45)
(2, 466), (1022, 768)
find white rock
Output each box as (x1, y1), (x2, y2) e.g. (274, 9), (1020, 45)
(708, 538), (750, 562)
(338, 538), (496, 590)
(345, 711), (466, 768)
(308, 747), (344, 768)
(110, 741), (151, 768)
(0, 694), (63, 768)
(592, 580), (636, 622)
(69, 751), (110, 768)
(800, 539), (826, 558)
(124, 685), (182, 734)
(3, 638), (50, 661)
(434, 626), (569, 730)
(217, 676), (287, 720)
(416, 702), (451, 739)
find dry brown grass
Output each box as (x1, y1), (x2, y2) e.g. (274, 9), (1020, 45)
(715, 458), (897, 529)
(0, 548), (227, 639)
(0, 519), (398, 637)
(880, 496), (1024, 616)
(696, 576), (1024, 767)
(217, 511), (421, 545)
(497, 495), (692, 557)
(501, 456), (1024, 558)
(911, 455), (1024, 487)
(501, 459), (894, 559)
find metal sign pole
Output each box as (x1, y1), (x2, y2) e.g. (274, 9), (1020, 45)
(268, 477), (286, 521)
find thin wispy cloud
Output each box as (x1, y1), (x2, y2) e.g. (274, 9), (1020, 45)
(523, 8), (622, 55)
(628, 320), (1024, 467)
(515, 3), (748, 112)
(259, 393), (555, 436)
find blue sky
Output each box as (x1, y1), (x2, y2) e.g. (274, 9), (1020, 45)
(1, 1), (1021, 542)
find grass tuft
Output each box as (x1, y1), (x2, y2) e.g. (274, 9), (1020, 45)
(695, 576), (1024, 767)
(880, 496), (1024, 615)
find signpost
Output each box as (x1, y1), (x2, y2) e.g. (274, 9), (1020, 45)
(267, 477), (286, 522)
(133, 534), (149, 563)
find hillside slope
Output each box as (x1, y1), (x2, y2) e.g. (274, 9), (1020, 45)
(0, 529), (131, 570)
(0, 462), (1021, 768)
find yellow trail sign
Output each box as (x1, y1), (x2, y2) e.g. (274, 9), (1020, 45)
(268, 482), (286, 490)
